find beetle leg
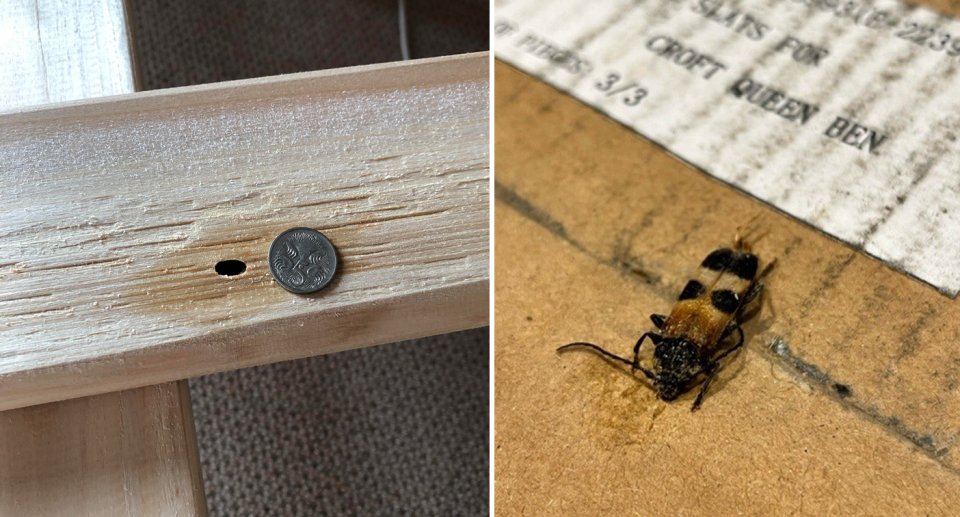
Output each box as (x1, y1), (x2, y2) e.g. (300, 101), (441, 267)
(649, 314), (666, 329)
(691, 328), (744, 411)
(632, 332), (661, 376)
(692, 362), (719, 411)
(717, 324), (745, 357)
(740, 260), (776, 321)
(744, 282), (763, 306)
(719, 321), (737, 341)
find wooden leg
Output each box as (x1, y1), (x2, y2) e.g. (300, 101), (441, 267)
(0, 381), (207, 516)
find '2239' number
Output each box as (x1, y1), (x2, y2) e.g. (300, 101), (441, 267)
(895, 22), (960, 56)
(595, 73), (648, 107)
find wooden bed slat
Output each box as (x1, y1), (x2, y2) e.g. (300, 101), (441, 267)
(0, 52), (489, 411)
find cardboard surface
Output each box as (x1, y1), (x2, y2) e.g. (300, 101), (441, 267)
(495, 0), (960, 295)
(494, 60), (960, 514)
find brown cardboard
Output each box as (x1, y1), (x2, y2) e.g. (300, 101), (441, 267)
(494, 58), (960, 515)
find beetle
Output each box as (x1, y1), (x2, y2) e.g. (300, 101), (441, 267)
(558, 230), (772, 410)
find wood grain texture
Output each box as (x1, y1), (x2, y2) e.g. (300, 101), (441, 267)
(0, 380), (207, 516)
(0, 0), (138, 111)
(1, 4), (206, 516)
(0, 52), (489, 411)
(495, 61), (960, 516)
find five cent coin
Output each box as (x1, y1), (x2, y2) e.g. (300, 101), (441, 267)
(268, 227), (338, 294)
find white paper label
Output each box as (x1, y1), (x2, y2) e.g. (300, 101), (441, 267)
(495, 0), (960, 295)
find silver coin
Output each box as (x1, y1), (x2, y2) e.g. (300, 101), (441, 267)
(268, 227), (338, 294)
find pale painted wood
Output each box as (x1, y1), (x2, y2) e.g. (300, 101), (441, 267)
(0, 380), (207, 516)
(0, 0), (138, 111)
(0, 52), (490, 411)
(1, 4), (207, 516)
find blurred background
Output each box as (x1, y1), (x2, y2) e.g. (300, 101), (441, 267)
(129, 1), (489, 515)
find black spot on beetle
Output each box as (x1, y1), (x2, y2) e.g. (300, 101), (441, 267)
(729, 253), (758, 280)
(711, 289), (740, 314)
(679, 280), (706, 300)
(701, 248), (733, 271)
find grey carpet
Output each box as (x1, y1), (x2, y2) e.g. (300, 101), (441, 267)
(188, 329), (489, 516)
(129, 1), (489, 515)
(131, 0), (488, 88)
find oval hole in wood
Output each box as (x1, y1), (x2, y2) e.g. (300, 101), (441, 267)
(215, 260), (246, 276)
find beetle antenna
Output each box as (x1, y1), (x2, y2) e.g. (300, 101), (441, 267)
(558, 342), (657, 380)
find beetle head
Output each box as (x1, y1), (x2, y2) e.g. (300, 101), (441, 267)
(653, 338), (702, 400)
